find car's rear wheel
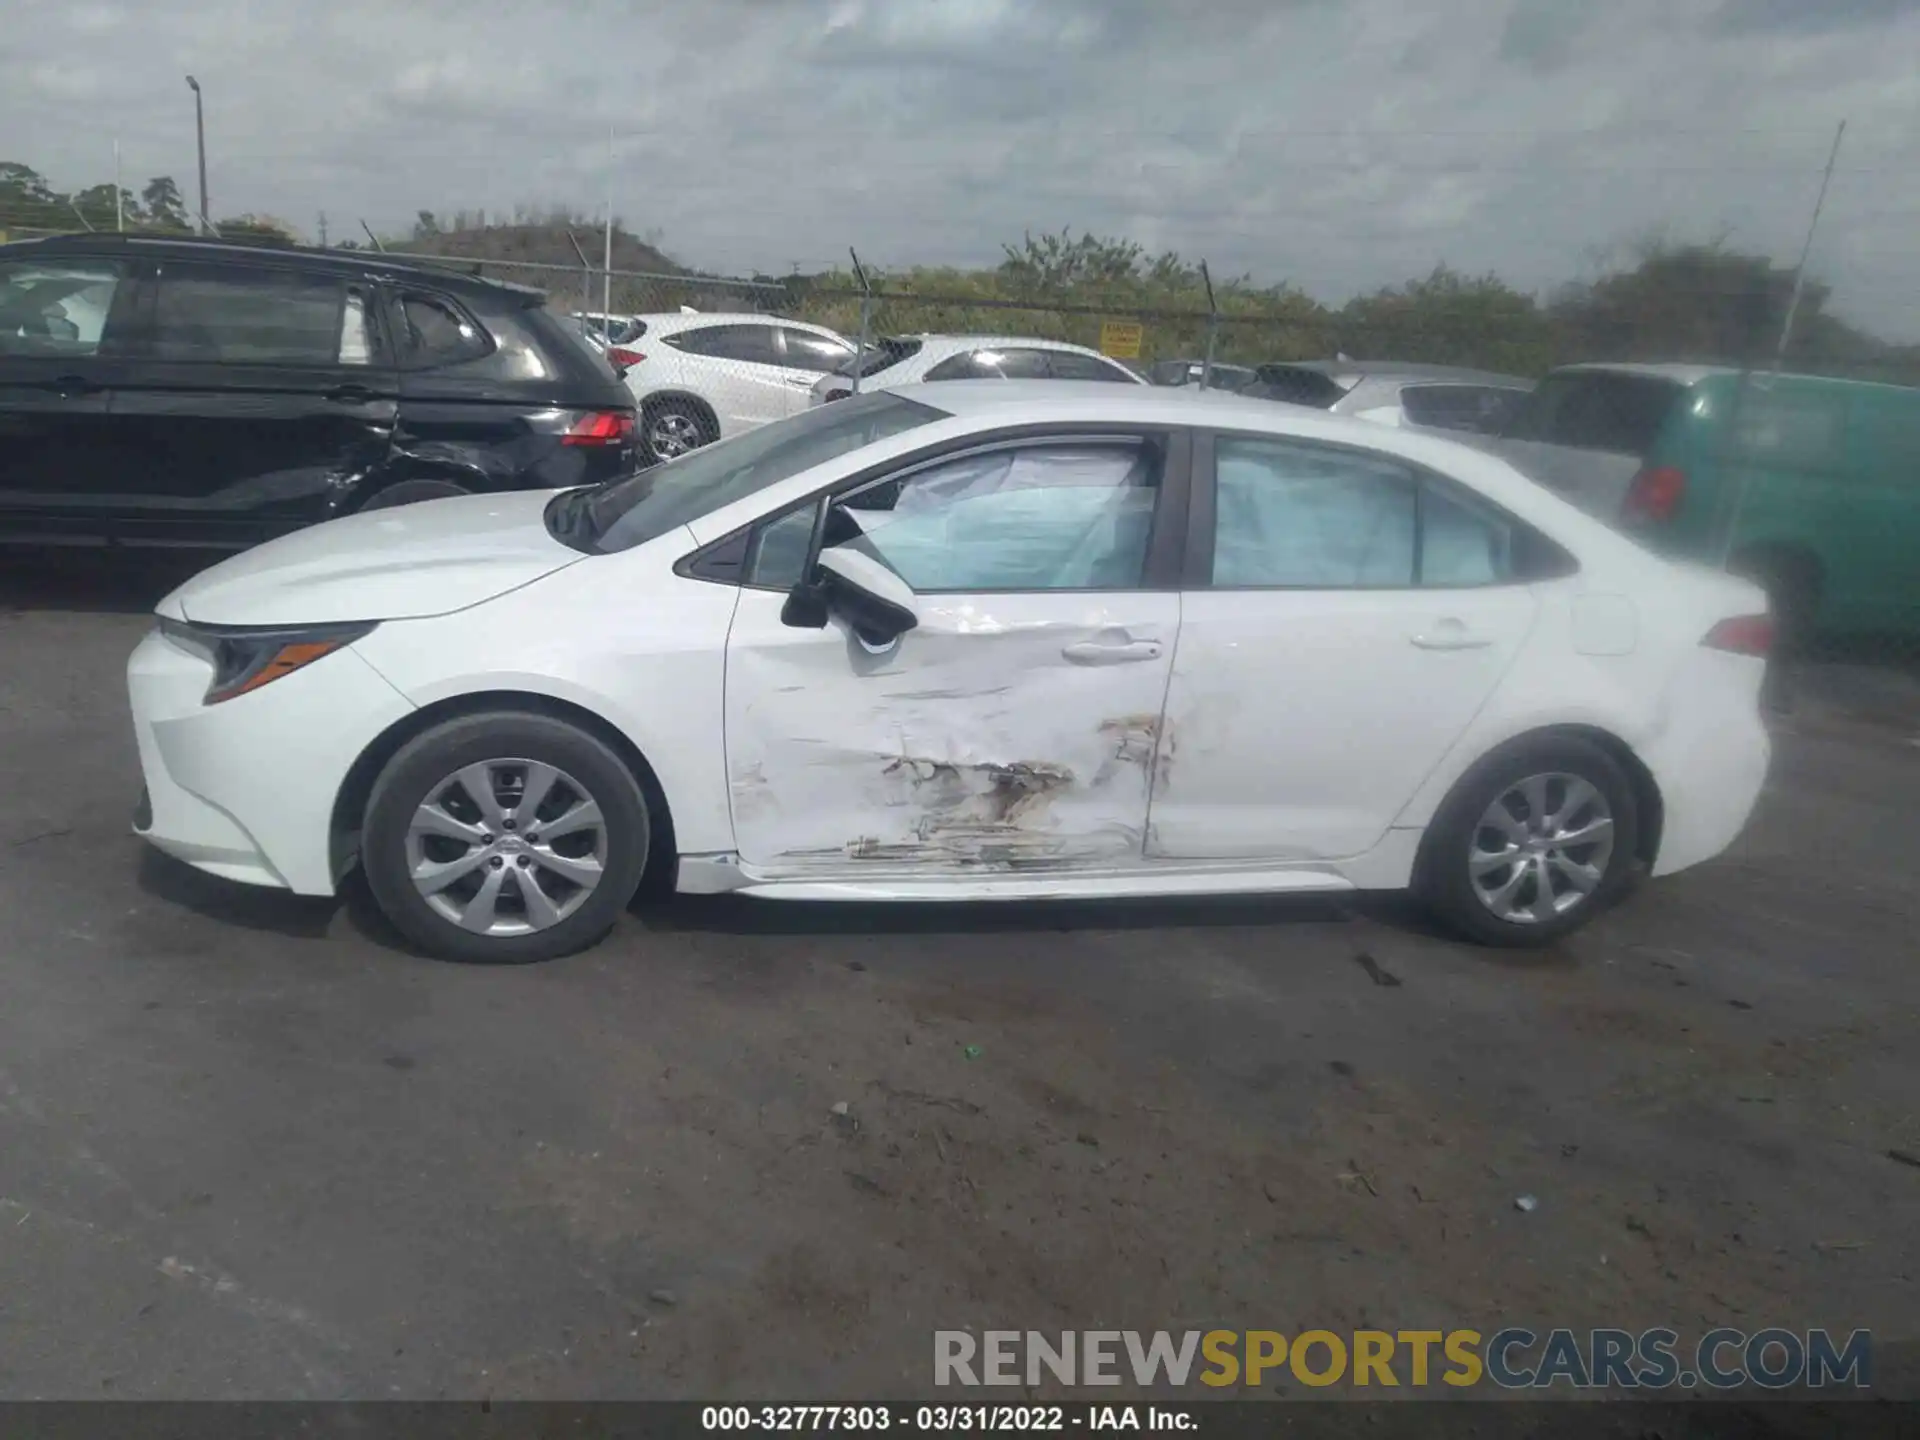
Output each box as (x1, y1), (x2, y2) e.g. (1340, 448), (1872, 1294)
(1418, 735), (1640, 948)
(362, 712), (650, 964)
(641, 398), (714, 463)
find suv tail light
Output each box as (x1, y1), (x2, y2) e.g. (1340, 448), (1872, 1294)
(1702, 614), (1773, 657)
(1622, 465), (1686, 523)
(607, 348), (645, 368)
(561, 410), (636, 446)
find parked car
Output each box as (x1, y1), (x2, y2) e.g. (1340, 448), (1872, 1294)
(1147, 358), (1259, 391)
(1246, 361), (1532, 435)
(129, 381), (1770, 965)
(612, 311), (859, 463)
(0, 235), (637, 549)
(1472, 362), (1920, 644)
(567, 311), (646, 347)
(810, 335), (1147, 405)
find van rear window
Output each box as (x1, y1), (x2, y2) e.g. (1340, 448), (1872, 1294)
(1504, 372), (1683, 456)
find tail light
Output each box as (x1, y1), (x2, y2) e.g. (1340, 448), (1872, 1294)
(607, 348), (645, 368)
(1622, 465), (1686, 523)
(561, 410), (636, 446)
(1702, 614), (1774, 657)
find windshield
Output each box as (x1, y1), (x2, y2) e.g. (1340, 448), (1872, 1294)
(576, 390), (947, 553)
(832, 336), (924, 379)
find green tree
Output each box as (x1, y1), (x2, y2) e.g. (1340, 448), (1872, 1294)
(413, 209), (441, 240)
(140, 176), (189, 230)
(70, 183), (139, 229)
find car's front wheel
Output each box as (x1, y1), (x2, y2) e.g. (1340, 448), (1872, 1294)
(361, 712), (651, 963)
(1418, 735), (1640, 948)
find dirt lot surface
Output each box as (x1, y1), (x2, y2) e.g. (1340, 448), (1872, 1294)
(0, 558), (1916, 1402)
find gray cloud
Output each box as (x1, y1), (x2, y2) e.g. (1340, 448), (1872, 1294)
(1712, 0), (1920, 35)
(4, 0), (1918, 339)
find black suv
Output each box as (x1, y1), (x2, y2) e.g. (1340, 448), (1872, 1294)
(0, 235), (637, 548)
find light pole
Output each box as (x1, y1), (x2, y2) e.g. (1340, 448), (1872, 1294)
(185, 75), (209, 233)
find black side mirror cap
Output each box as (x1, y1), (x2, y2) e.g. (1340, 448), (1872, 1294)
(781, 582), (830, 629)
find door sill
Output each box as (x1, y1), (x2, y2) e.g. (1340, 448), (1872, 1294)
(674, 852), (1358, 902)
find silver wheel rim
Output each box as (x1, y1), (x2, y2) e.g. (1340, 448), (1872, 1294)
(647, 411), (702, 458)
(1468, 771), (1615, 925)
(405, 758), (609, 937)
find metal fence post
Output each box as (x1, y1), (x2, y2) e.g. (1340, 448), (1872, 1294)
(565, 229), (594, 337)
(1198, 261), (1219, 391)
(849, 247), (873, 395)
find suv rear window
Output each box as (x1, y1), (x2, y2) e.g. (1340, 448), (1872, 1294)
(1503, 371), (1683, 456)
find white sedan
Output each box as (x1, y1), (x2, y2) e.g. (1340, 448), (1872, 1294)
(127, 383), (1772, 964)
(810, 334), (1146, 405)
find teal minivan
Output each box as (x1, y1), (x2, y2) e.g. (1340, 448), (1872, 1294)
(1488, 363), (1920, 644)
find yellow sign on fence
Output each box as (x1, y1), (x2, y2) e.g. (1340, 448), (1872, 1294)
(1098, 321), (1143, 360)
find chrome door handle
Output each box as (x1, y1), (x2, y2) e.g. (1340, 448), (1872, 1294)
(1062, 640), (1163, 665)
(1411, 631), (1493, 650)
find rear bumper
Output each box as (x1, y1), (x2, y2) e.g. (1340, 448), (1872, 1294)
(1642, 654), (1771, 877)
(127, 627), (413, 895)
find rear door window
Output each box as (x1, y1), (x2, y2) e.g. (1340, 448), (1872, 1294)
(1504, 372), (1682, 455)
(148, 263), (357, 366)
(668, 323), (785, 366)
(1730, 387), (1848, 472)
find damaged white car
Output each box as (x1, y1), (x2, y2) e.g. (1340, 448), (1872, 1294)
(128, 383), (1773, 963)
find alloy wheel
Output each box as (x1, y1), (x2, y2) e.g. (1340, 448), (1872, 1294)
(405, 758), (608, 936)
(1467, 771), (1615, 925)
(646, 411), (703, 459)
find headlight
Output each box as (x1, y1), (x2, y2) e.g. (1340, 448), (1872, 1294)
(159, 618), (377, 705)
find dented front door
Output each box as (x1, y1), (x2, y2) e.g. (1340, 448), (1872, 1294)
(723, 589), (1179, 874)
(722, 436), (1182, 876)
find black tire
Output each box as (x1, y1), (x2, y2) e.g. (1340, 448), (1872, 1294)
(640, 397), (716, 464)
(1416, 734), (1641, 949)
(362, 712), (650, 964)
(360, 479), (472, 512)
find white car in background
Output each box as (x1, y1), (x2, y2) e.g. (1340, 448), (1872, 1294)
(613, 312), (859, 463)
(127, 382), (1772, 966)
(810, 334), (1146, 405)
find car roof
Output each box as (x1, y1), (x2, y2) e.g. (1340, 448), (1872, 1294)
(1549, 361), (1731, 386)
(889, 378), (1312, 421)
(1268, 359), (1533, 388)
(1, 232), (547, 301)
(899, 334), (1127, 362)
(638, 310), (847, 335)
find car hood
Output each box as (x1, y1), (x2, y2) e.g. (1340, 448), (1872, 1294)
(157, 490), (587, 627)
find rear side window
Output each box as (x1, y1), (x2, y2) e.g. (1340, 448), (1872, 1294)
(924, 347), (1053, 381)
(397, 293), (492, 368)
(1046, 350), (1140, 383)
(1399, 383), (1527, 434)
(1208, 434), (1575, 588)
(1730, 387), (1848, 472)
(667, 323), (783, 365)
(834, 337), (923, 379)
(1504, 372), (1682, 455)
(149, 263), (358, 366)
(0, 261), (127, 357)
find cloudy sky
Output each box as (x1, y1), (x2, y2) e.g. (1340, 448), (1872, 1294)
(7, 0), (1919, 336)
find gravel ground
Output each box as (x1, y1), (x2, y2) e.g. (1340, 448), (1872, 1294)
(0, 556), (1915, 1402)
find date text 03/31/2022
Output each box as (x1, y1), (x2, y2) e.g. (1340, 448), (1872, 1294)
(702, 1406), (1192, 1431)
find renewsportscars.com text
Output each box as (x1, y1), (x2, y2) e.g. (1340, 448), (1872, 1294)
(934, 1327), (1872, 1390)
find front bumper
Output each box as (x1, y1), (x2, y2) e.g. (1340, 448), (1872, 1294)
(127, 626), (414, 895)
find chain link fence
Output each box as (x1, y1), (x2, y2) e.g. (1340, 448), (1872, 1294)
(6, 220), (1918, 685)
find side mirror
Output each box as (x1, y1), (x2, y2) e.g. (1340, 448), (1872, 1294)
(815, 547), (920, 647)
